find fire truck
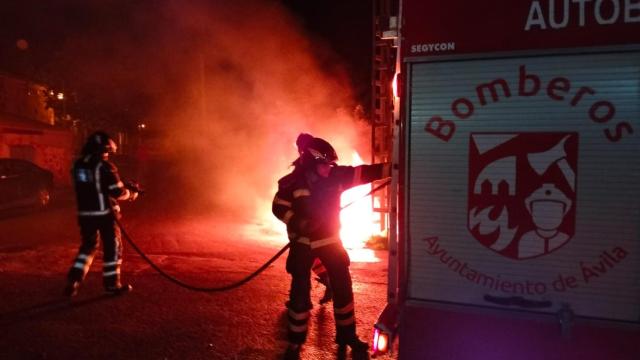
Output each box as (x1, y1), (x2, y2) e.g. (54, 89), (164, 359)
(371, 0), (640, 358)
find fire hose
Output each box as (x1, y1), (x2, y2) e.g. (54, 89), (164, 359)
(116, 178), (391, 292)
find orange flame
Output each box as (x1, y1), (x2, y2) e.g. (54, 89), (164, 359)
(257, 151), (383, 262)
(340, 152), (384, 262)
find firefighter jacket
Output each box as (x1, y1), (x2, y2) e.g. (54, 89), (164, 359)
(273, 163), (390, 249)
(72, 155), (132, 216)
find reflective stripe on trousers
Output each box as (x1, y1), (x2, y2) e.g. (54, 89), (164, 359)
(287, 308), (310, 343)
(68, 215), (123, 288)
(286, 241), (358, 344)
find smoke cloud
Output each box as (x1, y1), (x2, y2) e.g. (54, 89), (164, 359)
(58, 0), (371, 222)
(152, 1), (370, 220)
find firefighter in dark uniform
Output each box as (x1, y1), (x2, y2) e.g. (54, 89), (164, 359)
(64, 131), (139, 297)
(272, 133), (390, 358)
(297, 134), (332, 306)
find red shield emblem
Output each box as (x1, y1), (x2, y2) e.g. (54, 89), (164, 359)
(468, 133), (578, 259)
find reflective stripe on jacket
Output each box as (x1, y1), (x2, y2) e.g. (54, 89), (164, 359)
(72, 155), (131, 216)
(272, 163), (389, 249)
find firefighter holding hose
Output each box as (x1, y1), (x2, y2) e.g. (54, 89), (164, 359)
(272, 133), (390, 358)
(64, 131), (139, 297)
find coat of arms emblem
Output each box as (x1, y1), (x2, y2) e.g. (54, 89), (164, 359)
(468, 133), (578, 259)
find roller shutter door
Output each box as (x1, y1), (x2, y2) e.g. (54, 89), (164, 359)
(406, 51), (640, 322)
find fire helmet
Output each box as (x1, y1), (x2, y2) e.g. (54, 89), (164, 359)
(294, 133), (338, 168)
(82, 131), (117, 155)
(296, 133), (314, 155)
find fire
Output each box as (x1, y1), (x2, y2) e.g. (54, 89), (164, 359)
(340, 152), (384, 262)
(257, 151), (384, 263)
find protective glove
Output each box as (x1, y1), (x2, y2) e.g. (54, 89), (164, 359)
(129, 191), (139, 201)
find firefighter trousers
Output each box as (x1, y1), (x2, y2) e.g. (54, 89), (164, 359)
(67, 215), (124, 289)
(286, 242), (357, 345)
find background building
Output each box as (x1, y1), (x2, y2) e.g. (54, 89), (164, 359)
(0, 73), (74, 185)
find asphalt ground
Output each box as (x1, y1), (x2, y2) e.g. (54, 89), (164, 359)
(0, 187), (398, 360)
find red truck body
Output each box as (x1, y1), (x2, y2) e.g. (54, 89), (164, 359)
(374, 1), (640, 358)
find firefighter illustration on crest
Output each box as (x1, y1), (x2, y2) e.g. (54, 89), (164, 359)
(467, 133), (578, 260)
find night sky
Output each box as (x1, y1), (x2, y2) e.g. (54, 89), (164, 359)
(0, 0), (373, 128)
(283, 0), (373, 109)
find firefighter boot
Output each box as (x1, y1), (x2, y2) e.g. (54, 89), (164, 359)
(337, 337), (369, 359)
(64, 281), (81, 297)
(283, 344), (301, 360)
(105, 283), (133, 295)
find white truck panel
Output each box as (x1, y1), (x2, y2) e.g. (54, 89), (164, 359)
(406, 52), (640, 322)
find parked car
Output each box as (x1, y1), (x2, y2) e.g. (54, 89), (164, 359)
(0, 158), (54, 211)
